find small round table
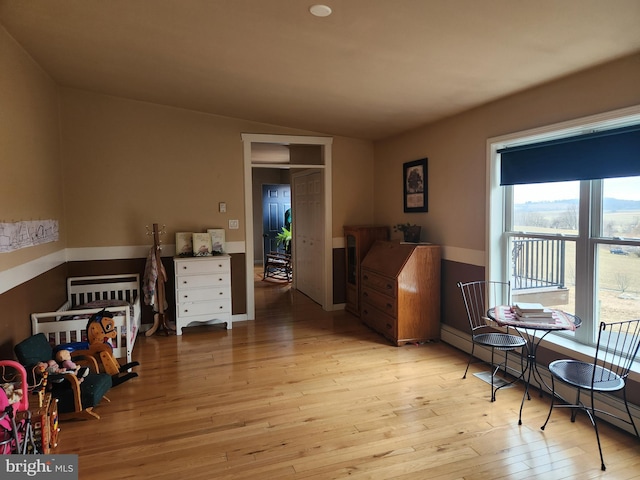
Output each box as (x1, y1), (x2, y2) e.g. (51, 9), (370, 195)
(487, 306), (581, 425)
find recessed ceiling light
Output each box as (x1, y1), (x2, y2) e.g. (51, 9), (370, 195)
(309, 4), (332, 17)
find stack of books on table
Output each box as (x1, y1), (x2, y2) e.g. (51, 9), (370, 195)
(512, 302), (556, 323)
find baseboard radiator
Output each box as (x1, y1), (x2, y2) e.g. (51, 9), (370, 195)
(441, 324), (640, 436)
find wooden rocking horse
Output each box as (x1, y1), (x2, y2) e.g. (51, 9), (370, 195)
(68, 309), (139, 386)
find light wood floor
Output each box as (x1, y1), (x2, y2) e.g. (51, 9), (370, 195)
(55, 279), (640, 479)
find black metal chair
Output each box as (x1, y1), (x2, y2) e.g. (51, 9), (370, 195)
(458, 280), (526, 401)
(541, 319), (640, 471)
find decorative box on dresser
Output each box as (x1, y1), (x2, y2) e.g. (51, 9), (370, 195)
(174, 255), (232, 335)
(360, 240), (441, 345)
(343, 225), (390, 316)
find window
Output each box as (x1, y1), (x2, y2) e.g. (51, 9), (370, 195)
(509, 181), (579, 325)
(505, 177), (640, 344)
(488, 107), (640, 347)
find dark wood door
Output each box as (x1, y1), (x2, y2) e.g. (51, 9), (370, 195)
(262, 184), (291, 264)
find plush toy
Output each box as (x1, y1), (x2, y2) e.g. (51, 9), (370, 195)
(55, 349), (89, 379)
(45, 359), (61, 375)
(1, 382), (23, 404)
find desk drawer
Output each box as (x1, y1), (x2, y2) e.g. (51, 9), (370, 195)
(361, 286), (396, 317)
(176, 273), (229, 289)
(361, 302), (397, 339)
(361, 270), (396, 295)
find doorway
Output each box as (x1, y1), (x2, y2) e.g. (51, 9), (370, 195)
(242, 134), (333, 321)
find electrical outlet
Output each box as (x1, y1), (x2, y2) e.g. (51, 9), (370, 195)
(229, 219), (239, 229)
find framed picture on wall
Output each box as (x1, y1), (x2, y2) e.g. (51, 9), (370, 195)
(403, 158), (428, 213)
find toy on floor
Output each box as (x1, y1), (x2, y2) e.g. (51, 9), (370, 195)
(53, 309), (139, 386)
(83, 309), (139, 385)
(55, 350), (89, 379)
(1, 382), (23, 405)
(0, 360), (38, 454)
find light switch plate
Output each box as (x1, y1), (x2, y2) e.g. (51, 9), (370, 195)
(219, 202), (226, 213)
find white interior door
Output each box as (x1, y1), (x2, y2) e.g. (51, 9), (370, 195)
(293, 170), (324, 305)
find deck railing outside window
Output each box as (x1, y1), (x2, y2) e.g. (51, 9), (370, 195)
(511, 237), (566, 291)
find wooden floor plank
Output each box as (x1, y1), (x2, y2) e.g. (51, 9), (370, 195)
(53, 280), (640, 478)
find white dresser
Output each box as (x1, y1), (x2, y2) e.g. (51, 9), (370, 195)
(173, 255), (232, 335)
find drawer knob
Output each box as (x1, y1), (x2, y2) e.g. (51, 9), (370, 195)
(183, 266), (187, 269)
(363, 275), (368, 280)
(386, 284), (392, 290)
(184, 309), (189, 313)
(183, 280), (188, 284)
(184, 295), (188, 298)
(363, 292), (368, 297)
(386, 303), (392, 309)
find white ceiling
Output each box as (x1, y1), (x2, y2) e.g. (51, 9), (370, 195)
(1, 0), (639, 141)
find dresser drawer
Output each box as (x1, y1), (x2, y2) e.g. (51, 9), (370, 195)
(176, 286), (230, 303)
(176, 273), (229, 289)
(175, 258), (229, 275)
(361, 269), (396, 296)
(361, 302), (397, 339)
(177, 299), (230, 317)
(361, 286), (397, 317)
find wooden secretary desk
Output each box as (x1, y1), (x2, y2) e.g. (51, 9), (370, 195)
(360, 240), (441, 345)
(344, 225), (390, 316)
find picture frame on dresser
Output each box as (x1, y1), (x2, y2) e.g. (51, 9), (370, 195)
(192, 232), (213, 256)
(207, 228), (225, 254)
(403, 158), (428, 213)
(175, 232), (193, 257)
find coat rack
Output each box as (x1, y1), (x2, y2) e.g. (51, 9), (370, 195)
(145, 223), (175, 336)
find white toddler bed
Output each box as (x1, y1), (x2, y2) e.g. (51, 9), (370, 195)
(31, 274), (142, 365)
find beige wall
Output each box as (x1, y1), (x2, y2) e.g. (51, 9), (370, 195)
(373, 54), (640, 251)
(331, 136), (377, 229)
(0, 26), (64, 271)
(5, 17), (637, 283)
(58, 88), (375, 249)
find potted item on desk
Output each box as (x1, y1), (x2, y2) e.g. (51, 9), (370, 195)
(393, 223), (421, 243)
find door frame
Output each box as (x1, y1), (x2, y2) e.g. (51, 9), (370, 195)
(242, 133), (333, 320)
